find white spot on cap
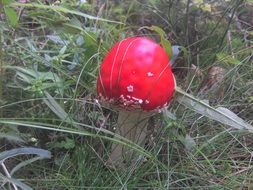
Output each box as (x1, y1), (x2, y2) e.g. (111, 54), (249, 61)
(163, 102), (168, 107)
(145, 100), (150, 104)
(127, 85), (134, 92)
(109, 98), (115, 103)
(131, 96), (143, 104)
(147, 72), (154, 77)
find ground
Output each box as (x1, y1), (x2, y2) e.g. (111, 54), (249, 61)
(0, 0), (253, 189)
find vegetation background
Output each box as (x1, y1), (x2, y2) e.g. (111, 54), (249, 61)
(0, 0), (252, 189)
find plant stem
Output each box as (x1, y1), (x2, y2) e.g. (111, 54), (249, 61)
(0, 31), (3, 117)
(107, 110), (152, 167)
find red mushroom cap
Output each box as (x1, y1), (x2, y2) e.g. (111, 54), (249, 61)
(97, 37), (175, 111)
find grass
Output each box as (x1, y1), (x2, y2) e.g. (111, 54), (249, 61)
(0, 0), (253, 189)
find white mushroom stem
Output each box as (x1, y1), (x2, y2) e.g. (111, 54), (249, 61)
(107, 110), (152, 166)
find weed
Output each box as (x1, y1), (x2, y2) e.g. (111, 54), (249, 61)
(0, 0), (252, 189)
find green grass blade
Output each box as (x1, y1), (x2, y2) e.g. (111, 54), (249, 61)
(43, 91), (73, 124)
(0, 119), (152, 159)
(10, 3), (123, 24)
(3, 7), (19, 27)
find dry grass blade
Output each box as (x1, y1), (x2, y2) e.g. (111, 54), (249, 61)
(175, 87), (253, 131)
(0, 147), (51, 163)
(0, 174), (33, 190)
(0, 147), (51, 190)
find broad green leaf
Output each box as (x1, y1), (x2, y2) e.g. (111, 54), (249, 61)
(16, 71), (34, 83)
(147, 25), (166, 37)
(2, 0), (12, 5)
(142, 25), (173, 58)
(59, 45), (67, 55)
(26, 39), (37, 52)
(248, 31), (253, 36)
(7, 66), (64, 95)
(47, 35), (69, 45)
(4, 7), (18, 27)
(192, 0), (203, 4)
(12, 66), (38, 78)
(216, 53), (240, 65)
(43, 91), (74, 125)
(9, 66), (62, 84)
(201, 4), (211, 12)
(50, 137), (75, 149)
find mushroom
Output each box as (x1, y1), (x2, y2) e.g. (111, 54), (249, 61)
(97, 37), (175, 166)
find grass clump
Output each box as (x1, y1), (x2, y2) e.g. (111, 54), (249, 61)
(0, 0), (252, 189)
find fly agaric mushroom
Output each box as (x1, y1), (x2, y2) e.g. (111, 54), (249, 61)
(97, 37), (175, 166)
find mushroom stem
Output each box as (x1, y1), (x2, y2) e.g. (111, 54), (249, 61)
(107, 110), (152, 166)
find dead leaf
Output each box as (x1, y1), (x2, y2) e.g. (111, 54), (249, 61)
(176, 87), (253, 131)
(198, 66), (225, 98)
(191, 64), (204, 77)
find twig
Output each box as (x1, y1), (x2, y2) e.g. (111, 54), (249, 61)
(0, 31), (3, 117)
(227, 30), (235, 58)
